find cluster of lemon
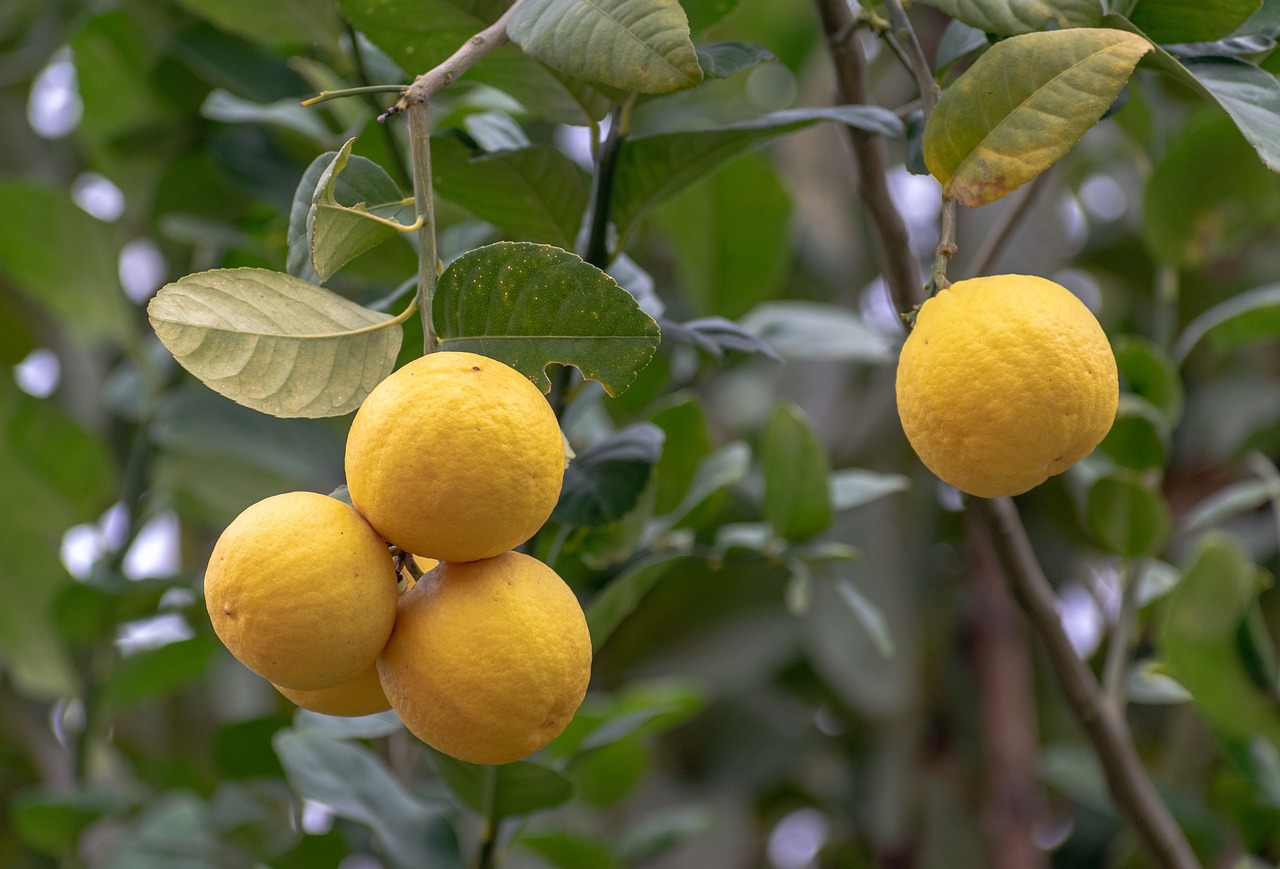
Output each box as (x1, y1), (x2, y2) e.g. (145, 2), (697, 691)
(895, 274), (1119, 498)
(203, 351), (590, 765)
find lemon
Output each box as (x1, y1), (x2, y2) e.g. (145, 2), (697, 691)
(345, 352), (565, 563)
(275, 664), (391, 717)
(895, 274), (1118, 498)
(204, 491), (398, 690)
(377, 551), (592, 765)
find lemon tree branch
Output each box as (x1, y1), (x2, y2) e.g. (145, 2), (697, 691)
(811, 0), (922, 316)
(972, 497), (1199, 869)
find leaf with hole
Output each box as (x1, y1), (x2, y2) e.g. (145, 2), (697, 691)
(148, 268), (409, 418)
(308, 139), (415, 281)
(508, 0), (703, 93)
(924, 28), (1150, 206)
(433, 242), (660, 396)
(917, 0), (1101, 35)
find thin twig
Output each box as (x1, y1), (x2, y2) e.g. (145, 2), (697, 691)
(972, 497), (1200, 869)
(881, 0), (940, 116)
(407, 102), (439, 354)
(930, 195), (956, 291)
(811, 0), (922, 317)
(962, 170), (1051, 280)
(382, 0), (526, 119)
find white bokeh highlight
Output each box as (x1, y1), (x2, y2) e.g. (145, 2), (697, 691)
(28, 49), (82, 138)
(13, 348), (61, 398)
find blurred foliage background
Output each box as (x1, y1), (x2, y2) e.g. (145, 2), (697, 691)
(4, 0), (1280, 867)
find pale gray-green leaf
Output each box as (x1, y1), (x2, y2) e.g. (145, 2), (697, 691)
(918, 0), (1102, 36)
(696, 41), (775, 78)
(309, 138), (415, 281)
(739, 301), (894, 363)
(508, 0), (703, 94)
(147, 268), (403, 418)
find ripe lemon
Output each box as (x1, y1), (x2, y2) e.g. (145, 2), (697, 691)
(204, 492), (398, 691)
(275, 664), (391, 717)
(895, 274), (1118, 498)
(345, 352), (565, 563)
(377, 551), (592, 765)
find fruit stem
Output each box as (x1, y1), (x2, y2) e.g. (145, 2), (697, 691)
(929, 195), (957, 294)
(407, 101), (439, 354)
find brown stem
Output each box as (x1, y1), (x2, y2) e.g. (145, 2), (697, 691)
(384, 0), (523, 118)
(811, 0), (922, 318)
(965, 507), (1048, 869)
(971, 497), (1200, 869)
(881, 0), (940, 116)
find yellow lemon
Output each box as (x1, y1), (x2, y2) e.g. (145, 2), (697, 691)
(275, 664), (391, 717)
(895, 274), (1118, 498)
(377, 551), (592, 765)
(204, 492), (398, 690)
(345, 352), (565, 563)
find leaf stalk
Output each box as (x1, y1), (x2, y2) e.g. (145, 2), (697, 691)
(407, 102), (439, 354)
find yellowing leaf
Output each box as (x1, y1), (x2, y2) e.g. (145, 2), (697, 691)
(918, 0), (1101, 36)
(924, 28), (1150, 206)
(148, 268), (408, 418)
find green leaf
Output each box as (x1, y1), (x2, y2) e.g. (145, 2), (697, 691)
(935, 19), (990, 71)
(648, 441), (750, 534)
(829, 469), (911, 511)
(1161, 533), (1280, 744)
(834, 577), (894, 658)
(430, 752), (574, 819)
(924, 28), (1150, 206)
(11, 787), (140, 856)
(586, 555), (684, 651)
(508, 0), (703, 94)
(274, 731), (450, 867)
(433, 242), (661, 396)
(1107, 14), (1280, 171)
(99, 637), (217, 715)
(681, 0), (741, 34)
(649, 395), (714, 515)
(432, 137), (590, 248)
(654, 153), (791, 319)
(1086, 473), (1171, 557)
(171, 0), (340, 49)
(616, 805), (715, 862)
(338, 0), (611, 125)
(200, 89), (334, 141)
(762, 402), (833, 541)
(1174, 283), (1280, 362)
(147, 268), (405, 418)
(1130, 0), (1261, 44)
(517, 832), (620, 869)
(1142, 113), (1280, 267)
(658, 317), (780, 359)
(1182, 479), (1278, 532)
(1097, 395), (1168, 471)
(1184, 56), (1280, 172)
(308, 139), (415, 282)
(1113, 335), (1184, 427)
(613, 105), (902, 243)
(0, 182), (129, 341)
(917, 0), (1101, 36)
(555, 424), (665, 526)
(739, 301), (894, 363)
(695, 41), (774, 78)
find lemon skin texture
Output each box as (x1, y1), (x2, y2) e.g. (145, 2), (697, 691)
(895, 275), (1118, 499)
(204, 491), (399, 691)
(377, 551), (592, 765)
(275, 664), (391, 717)
(344, 352), (565, 563)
